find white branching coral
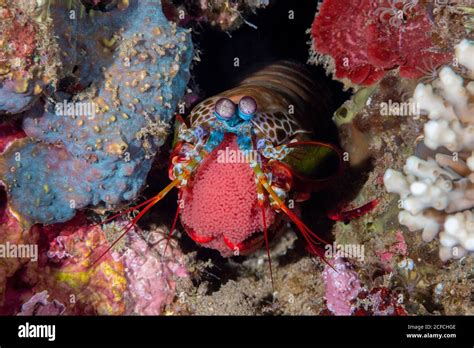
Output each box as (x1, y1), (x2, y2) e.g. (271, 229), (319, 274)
(384, 39), (474, 261)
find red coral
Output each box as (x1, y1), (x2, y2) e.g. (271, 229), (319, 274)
(311, 0), (450, 86)
(353, 287), (407, 316)
(368, 287), (407, 316)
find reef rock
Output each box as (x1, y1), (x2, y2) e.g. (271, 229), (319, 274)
(0, 0), (59, 115)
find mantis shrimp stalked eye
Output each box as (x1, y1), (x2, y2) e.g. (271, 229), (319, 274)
(90, 61), (347, 286)
(238, 96), (257, 120)
(214, 97), (236, 121)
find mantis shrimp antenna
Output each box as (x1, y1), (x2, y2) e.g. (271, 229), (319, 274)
(163, 190), (184, 257)
(257, 181), (275, 291)
(251, 161), (333, 268)
(90, 178), (181, 267)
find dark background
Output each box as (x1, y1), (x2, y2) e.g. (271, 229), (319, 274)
(192, 0), (348, 107)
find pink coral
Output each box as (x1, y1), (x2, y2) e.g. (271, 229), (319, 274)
(117, 229), (188, 315)
(323, 258), (361, 315)
(180, 134), (275, 256)
(377, 231), (408, 268)
(311, 0), (450, 86)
